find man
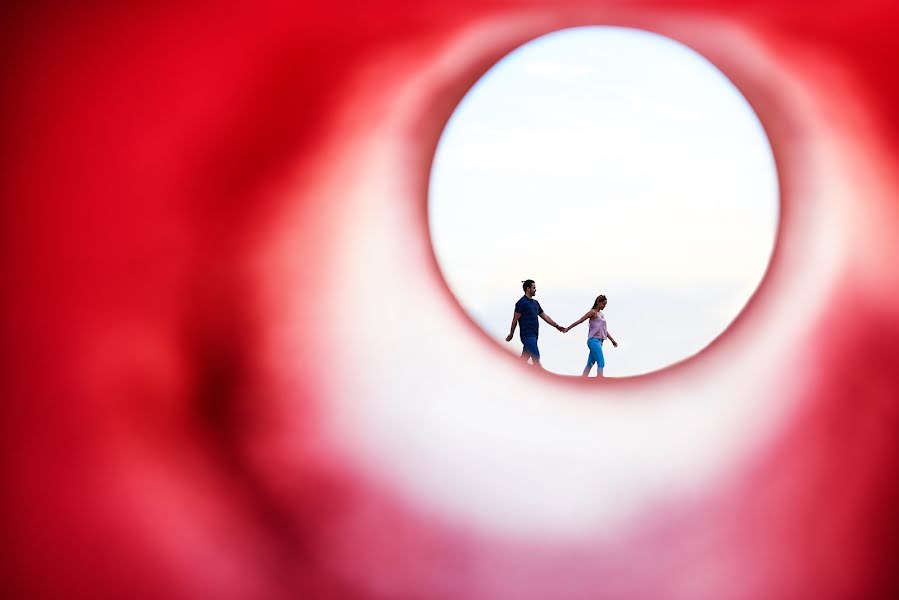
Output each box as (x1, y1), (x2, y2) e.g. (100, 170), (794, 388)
(505, 279), (565, 368)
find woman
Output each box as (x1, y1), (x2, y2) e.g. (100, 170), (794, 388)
(564, 294), (618, 378)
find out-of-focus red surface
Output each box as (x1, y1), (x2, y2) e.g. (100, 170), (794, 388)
(2, 1), (898, 599)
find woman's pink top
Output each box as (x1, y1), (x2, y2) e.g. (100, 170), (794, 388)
(587, 311), (607, 340)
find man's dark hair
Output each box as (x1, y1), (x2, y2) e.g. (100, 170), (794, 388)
(522, 279), (535, 292)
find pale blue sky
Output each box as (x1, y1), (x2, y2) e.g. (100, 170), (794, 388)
(428, 26), (778, 377)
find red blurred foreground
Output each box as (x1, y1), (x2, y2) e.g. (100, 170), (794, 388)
(2, 1), (899, 599)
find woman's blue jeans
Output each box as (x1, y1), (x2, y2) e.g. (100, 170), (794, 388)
(584, 337), (604, 374)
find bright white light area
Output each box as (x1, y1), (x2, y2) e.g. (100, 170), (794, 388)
(429, 26), (779, 376)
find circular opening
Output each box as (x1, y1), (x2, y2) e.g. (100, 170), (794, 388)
(428, 26), (779, 377)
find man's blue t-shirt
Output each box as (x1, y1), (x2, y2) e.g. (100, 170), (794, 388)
(515, 295), (543, 340)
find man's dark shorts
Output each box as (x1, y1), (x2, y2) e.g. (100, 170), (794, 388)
(521, 336), (540, 360)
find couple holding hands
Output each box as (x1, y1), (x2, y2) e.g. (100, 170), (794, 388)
(505, 279), (618, 378)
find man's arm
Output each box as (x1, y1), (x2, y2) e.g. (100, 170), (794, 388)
(539, 312), (565, 332)
(505, 313), (521, 342)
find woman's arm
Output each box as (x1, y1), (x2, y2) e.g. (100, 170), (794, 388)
(607, 331), (618, 347)
(505, 312), (521, 342)
(564, 310), (596, 332)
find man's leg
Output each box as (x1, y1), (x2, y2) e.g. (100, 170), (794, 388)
(522, 336), (542, 369)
